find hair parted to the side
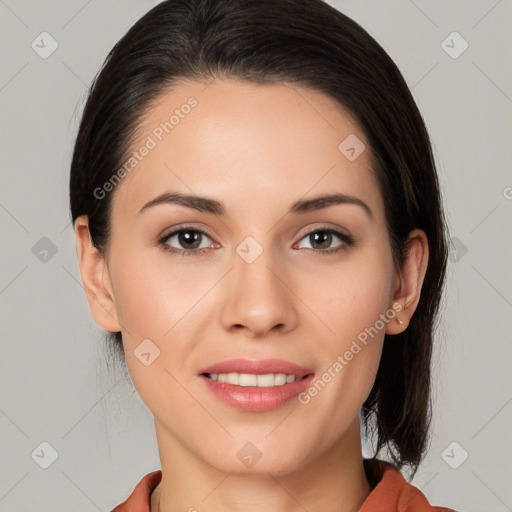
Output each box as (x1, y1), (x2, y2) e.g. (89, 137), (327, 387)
(69, 0), (449, 475)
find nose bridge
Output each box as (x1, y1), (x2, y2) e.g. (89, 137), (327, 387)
(221, 233), (295, 335)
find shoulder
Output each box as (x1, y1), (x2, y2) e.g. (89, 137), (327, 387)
(111, 470), (162, 512)
(360, 458), (457, 512)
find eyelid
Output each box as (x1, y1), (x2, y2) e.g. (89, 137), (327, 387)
(160, 223), (215, 240)
(296, 222), (351, 240)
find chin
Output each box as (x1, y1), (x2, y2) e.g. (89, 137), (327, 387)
(202, 439), (312, 478)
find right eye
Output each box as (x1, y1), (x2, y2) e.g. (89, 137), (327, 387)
(159, 227), (216, 256)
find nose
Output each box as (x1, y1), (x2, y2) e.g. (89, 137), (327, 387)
(220, 244), (298, 338)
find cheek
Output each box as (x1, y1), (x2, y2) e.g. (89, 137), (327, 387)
(316, 254), (395, 344)
(109, 246), (209, 343)
(107, 247), (221, 402)
(107, 253), (195, 414)
(320, 283), (388, 392)
(306, 249), (394, 404)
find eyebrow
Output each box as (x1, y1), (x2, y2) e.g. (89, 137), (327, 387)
(139, 192), (373, 219)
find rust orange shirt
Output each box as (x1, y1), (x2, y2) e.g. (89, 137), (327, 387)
(111, 459), (456, 511)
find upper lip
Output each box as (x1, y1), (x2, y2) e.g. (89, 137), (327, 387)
(198, 358), (314, 379)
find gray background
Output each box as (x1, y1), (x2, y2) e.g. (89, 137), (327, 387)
(1, 0), (511, 510)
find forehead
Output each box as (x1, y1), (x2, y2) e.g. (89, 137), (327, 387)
(110, 78), (384, 224)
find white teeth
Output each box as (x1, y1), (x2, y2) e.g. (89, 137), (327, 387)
(257, 373), (275, 387)
(239, 373), (257, 386)
(226, 372), (238, 385)
(207, 372), (297, 387)
(274, 373), (287, 386)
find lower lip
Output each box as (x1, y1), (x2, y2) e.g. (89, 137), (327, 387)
(200, 374), (315, 412)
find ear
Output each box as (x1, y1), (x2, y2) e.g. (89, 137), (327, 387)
(74, 215), (121, 333)
(386, 228), (429, 335)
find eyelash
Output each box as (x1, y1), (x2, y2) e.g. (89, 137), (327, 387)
(158, 225), (355, 257)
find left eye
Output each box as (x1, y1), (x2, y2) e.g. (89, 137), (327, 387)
(296, 228), (351, 251)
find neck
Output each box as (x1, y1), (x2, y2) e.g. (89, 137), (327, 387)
(151, 418), (372, 512)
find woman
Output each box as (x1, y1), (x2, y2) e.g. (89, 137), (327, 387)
(69, 0), (453, 510)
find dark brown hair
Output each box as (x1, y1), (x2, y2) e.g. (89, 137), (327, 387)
(69, 0), (449, 475)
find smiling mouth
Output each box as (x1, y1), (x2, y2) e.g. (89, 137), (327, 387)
(202, 372), (312, 387)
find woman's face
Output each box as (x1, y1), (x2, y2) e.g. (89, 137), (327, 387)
(86, 79), (407, 475)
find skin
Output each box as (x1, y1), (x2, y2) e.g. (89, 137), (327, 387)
(74, 78), (429, 512)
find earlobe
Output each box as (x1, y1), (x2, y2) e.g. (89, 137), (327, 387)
(74, 215), (121, 333)
(386, 229), (429, 335)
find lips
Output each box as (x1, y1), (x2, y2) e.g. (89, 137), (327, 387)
(198, 358), (315, 412)
(198, 358), (313, 379)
